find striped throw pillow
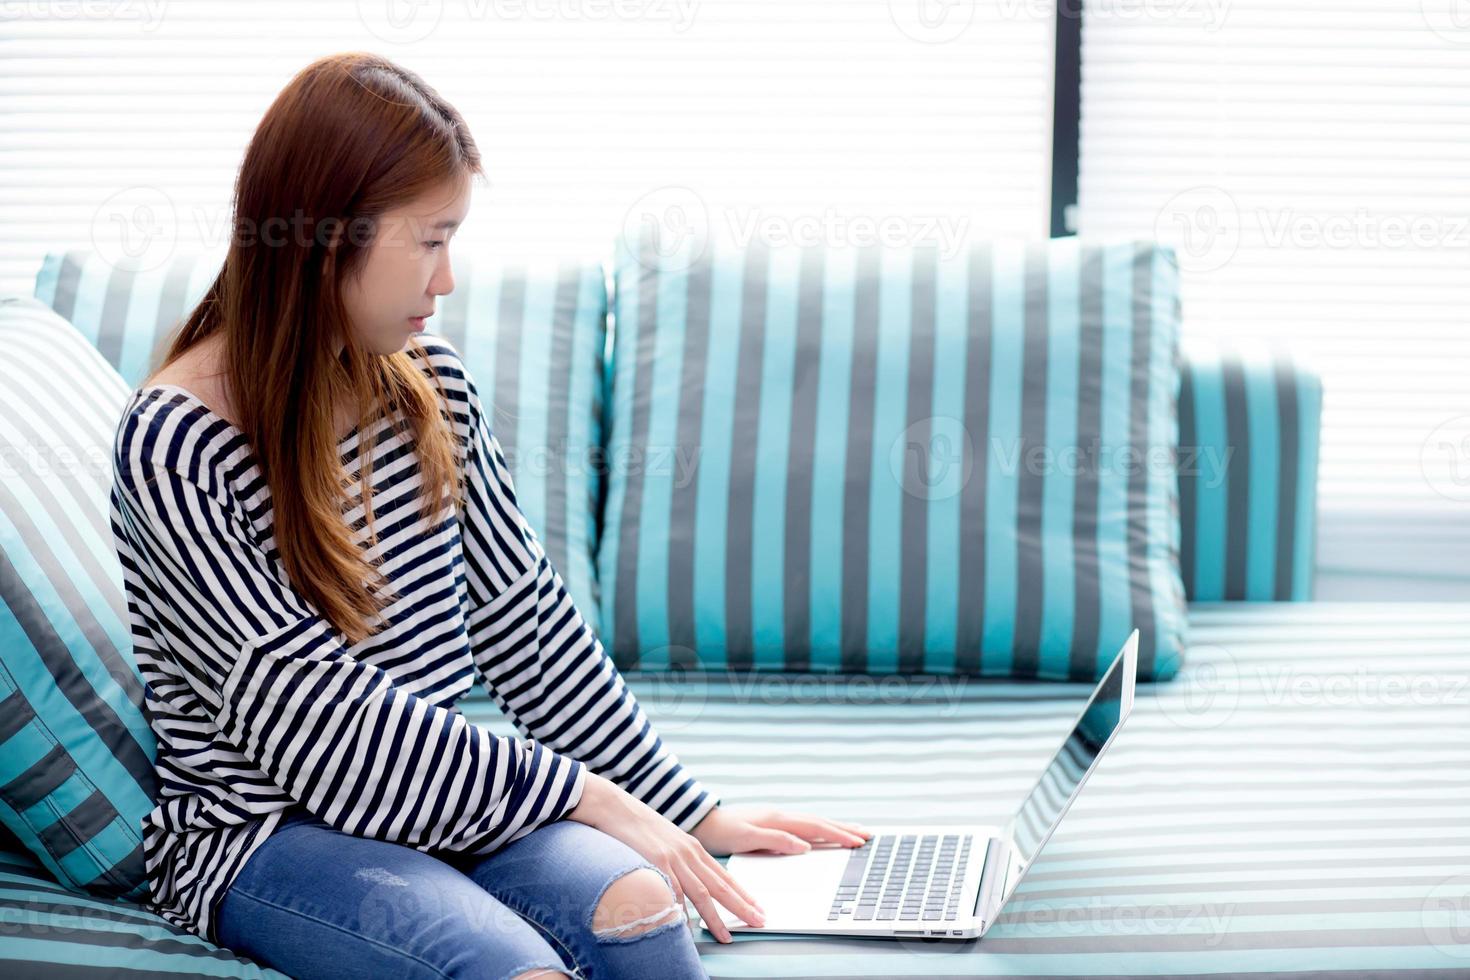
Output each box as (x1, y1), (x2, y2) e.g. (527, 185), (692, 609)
(0, 297), (156, 899)
(600, 236), (1188, 681)
(33, 249), (608, 635)
(1179, 341), (1322, 601)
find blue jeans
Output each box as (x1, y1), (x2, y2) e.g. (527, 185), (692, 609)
(216, 806), (709, 980)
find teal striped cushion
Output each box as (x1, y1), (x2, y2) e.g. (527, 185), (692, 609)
(33, 248), (608, 634)
(0, 297), (155, 900)
(1179, 343), (1321, 601)
(600, 237), (1188, 681)
(0, 845), (286, 977)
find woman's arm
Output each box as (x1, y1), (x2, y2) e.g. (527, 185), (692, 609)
(113, 415), (586, 852)
(451, 342), (721, 832)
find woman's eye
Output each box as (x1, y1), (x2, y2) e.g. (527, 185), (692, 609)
(425, 240), (444, 251)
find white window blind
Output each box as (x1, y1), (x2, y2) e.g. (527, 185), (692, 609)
(1077, 0), (1470, 590)
(0, 0), (1056, 295)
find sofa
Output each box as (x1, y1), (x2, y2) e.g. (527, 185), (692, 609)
(1, 237), (1466, 978)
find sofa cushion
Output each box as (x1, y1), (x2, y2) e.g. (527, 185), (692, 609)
(534, 602), (1469, 975)
(0, 842), (287, 978)
(33, 248), (609, 633)
(600, 236), (1188, 681)
(1179, 341), (1321, 601)
(0, 297), (155, 899)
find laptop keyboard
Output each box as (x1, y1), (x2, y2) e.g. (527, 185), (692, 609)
(828, 833), (972, 922)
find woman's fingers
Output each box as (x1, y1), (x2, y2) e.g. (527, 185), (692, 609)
(764, 814), (868, 846)
(674, 858), (734, 943)
(831, 817), (872, 837)
(695, 849), (767, 927)
(690, 841), (764, 914)
(676, 852), (765, 941)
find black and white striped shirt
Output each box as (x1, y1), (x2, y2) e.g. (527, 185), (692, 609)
(109, 335), (717, 944)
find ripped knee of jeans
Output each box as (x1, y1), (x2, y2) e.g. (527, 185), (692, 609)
(588, 866), (688, 944)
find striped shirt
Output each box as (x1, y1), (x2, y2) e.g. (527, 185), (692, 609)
(108, 335), (718, 944)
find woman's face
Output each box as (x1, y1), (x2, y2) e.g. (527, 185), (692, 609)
(340, 177), (470, 356)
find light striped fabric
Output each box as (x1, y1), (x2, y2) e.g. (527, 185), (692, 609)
(0, 845), (287, 979)
(0, 297), (156, 900)
(108, 334), (714, 944)
(33, 248), (608, 635)
(1179, 342), (1322, 602)
(601, 236), (1188, 682)
(466, 601), (1470, 977)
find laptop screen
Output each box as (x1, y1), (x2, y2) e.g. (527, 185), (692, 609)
(1004, 639), (1132, 885)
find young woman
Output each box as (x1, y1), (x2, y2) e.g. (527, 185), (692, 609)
(110, 52), (869, 980)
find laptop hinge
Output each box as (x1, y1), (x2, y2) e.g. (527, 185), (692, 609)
(971, 837), (1003, 922)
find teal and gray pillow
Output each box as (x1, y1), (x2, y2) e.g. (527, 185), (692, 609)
(599, 235), (1189, 682)
(1178, 342), (1321, 601)
(0, 297), (155, 899)
(34, 249), (608, 633)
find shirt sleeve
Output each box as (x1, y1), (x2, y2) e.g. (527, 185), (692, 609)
(455, 364), (721, 834)
(111, 424), (587, 853)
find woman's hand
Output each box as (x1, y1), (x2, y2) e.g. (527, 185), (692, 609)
(565, 772), (767, 943)
(689, 805), (872, 857)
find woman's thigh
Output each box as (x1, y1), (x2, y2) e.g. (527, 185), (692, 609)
(216, 808), (572, 980)
(447, 820), (707, 980)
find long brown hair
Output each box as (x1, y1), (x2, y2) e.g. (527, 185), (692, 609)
(150, 52), (482, 645)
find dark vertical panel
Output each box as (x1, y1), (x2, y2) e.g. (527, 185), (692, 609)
(955, 247), (993, 674)
(1068, 247), (1105, 677)
(666, 253), (712, 668)
(724, 242), (770, 672)
(1273, 352), (1301, 601)
(1012, 245), (1050, 677)
(782, 247), (826, 672)
(840, 248), (883, 672)
(897, 247), (938, 672)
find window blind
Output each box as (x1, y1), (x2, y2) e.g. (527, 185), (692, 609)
(0, 0), (1057, 295)
(1076, 0), (1470, 588)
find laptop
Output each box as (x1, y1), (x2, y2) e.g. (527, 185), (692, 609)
(698, 629), (1138, 940)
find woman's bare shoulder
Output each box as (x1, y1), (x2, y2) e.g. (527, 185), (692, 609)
(142, 335), (239, 426)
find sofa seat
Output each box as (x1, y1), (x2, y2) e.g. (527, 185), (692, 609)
(4, 602), (1465, 978)
(479, 601), (1468, 978)
(0, 849), (287, 978)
